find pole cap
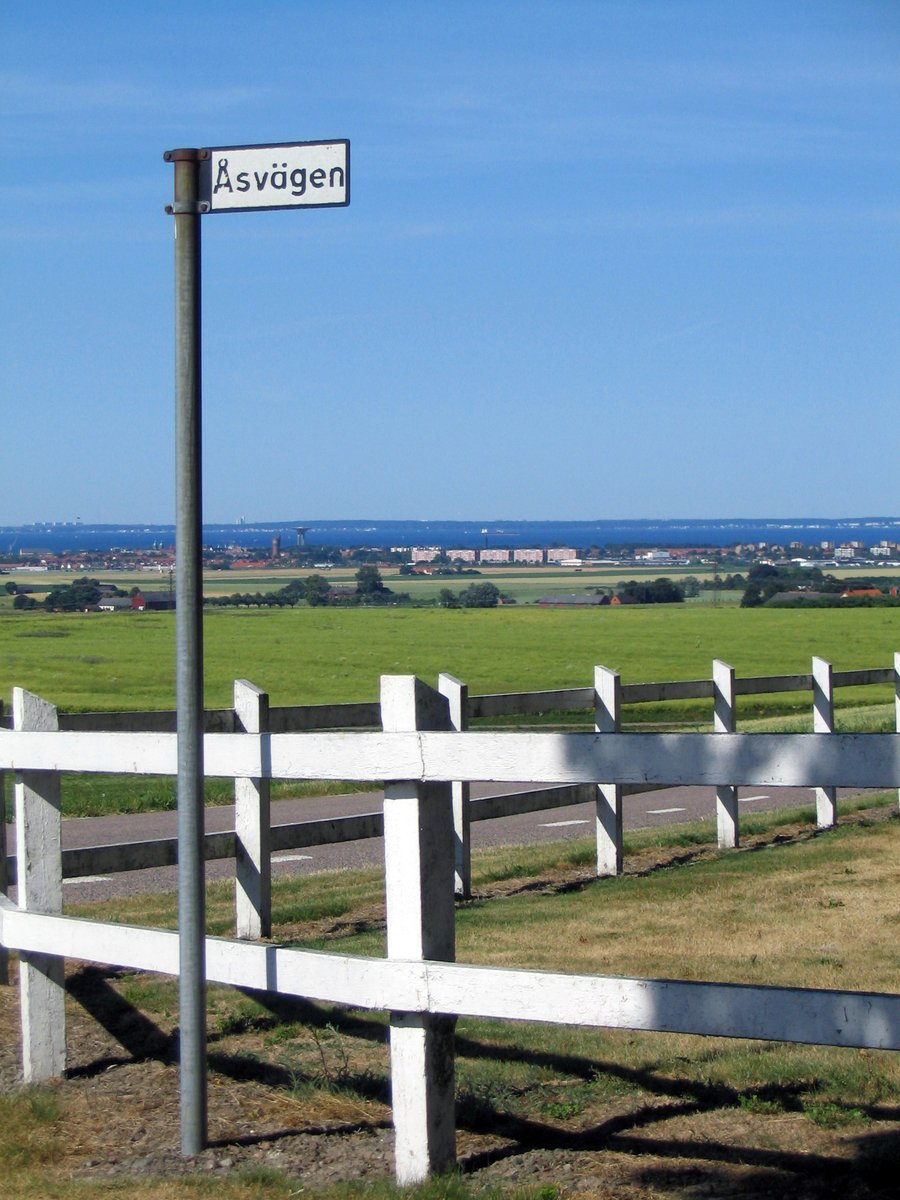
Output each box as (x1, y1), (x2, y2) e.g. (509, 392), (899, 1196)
(163, 148), (210, 162)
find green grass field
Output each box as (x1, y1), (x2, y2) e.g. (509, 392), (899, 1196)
(2, 603), (897, 715)
(3, 602), (897, 819)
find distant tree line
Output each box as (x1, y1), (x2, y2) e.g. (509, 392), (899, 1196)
(613, 578), (685, 605)
(436, 582), (504, 608)
(11, 577), (131, 612)
(204, 566), (412, 609)
(740, 564), (899, 608)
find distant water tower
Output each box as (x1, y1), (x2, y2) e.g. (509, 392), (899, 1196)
(271, 535), (281, 560)
(294, 526), (311, 547)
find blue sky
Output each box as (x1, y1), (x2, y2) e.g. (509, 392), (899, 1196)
(2, 1), (898, 525)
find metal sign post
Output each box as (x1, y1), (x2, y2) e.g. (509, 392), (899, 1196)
(164, 138), (348, 1157)
(164, 146), (209, 1156)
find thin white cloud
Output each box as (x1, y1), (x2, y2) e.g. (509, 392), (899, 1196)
(0, 71), (273, 118)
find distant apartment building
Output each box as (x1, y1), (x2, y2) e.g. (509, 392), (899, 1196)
(635, 549), (673, 564)
(545, 547), (576, 564)
(479, 548), (511, 564)
(446, 548), (477, 563)
(872, 541), (898, 557)
(513, 548), (544, 564)
(411, 547), (442, 564)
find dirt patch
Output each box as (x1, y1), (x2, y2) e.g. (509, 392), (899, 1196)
(2, 811), (898, 1197)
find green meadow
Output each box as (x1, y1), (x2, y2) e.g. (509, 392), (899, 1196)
(2, 603), (897, 717)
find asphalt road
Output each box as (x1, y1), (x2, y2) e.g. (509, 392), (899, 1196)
(3, 781), (871, 905)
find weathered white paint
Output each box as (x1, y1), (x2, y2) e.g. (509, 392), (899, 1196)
(270, 811), (383, 850)
(468, 687), (594, 719)
(269, 701), (380, 732)
(714, 660), (739, 849)
(623, 679), (713, 703)
(389, 1012), (457, 1184)
(438, 673), (471, 898)
(4, 728), (900, 787)
(57, 701), (380, 735)
(813, 657), (837, 829)
(419, 961), (900, 1050)
(234, 680), (271, 939)
(595, 665), (623, 876)
(408, 731), (900, 788)
(13, 689), (66, 1080)
(1, 898), (897, 1051)
(468, 783), (595, 821)
(381, 675), (457, 1185)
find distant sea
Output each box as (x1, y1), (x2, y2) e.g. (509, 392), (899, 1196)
(2, 517), (899, 556)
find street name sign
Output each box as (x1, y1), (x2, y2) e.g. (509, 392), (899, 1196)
(165, 136), (349, 1155)
(199, 139), (350, 213)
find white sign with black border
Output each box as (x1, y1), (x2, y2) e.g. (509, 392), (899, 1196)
(200, 140), (349, 213)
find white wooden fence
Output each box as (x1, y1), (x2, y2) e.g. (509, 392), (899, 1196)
(1, 661), (899, 1184)
(3, 656), (897, 920)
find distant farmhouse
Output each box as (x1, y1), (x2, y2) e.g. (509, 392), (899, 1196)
(131, 590), (175, 611)
(537, 593), (611, 607)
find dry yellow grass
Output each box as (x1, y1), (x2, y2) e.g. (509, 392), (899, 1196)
(456, 817), (900, 994)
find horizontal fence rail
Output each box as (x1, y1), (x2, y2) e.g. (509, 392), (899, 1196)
(2, 665), (894, 732)
(2, 895), (897, 1052)
(3, 729), (900, 786)
(4, 784), (661, 889)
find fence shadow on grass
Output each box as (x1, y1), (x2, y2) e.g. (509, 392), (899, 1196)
(459, 1093), (900, 1198)
(65, 965), (176, 1073)
(63, 965), (899, 1191)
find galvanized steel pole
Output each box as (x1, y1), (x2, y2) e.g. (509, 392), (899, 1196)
(164, 146), (209, 1155)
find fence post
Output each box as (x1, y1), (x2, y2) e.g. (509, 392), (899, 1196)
(895, 652), (900, 812)
(438, 673), (470, 899)
(0, 702), (7, 982)
(0, 762), (7, 985)
(381, 675), (456, 1185)
(233, 680), (271, 939)
(812, 657), (837, 828)
(713, 660), (739, 848)
(13, 688), (66, 1080)
(594, 665), (623, 876)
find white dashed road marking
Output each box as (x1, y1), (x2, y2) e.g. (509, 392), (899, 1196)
(538, 819), (591, 828)
(646, 807), (687, 815)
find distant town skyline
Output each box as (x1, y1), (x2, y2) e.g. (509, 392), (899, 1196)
(2, 2), (898, 526)
(4, 514), (899, 559)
